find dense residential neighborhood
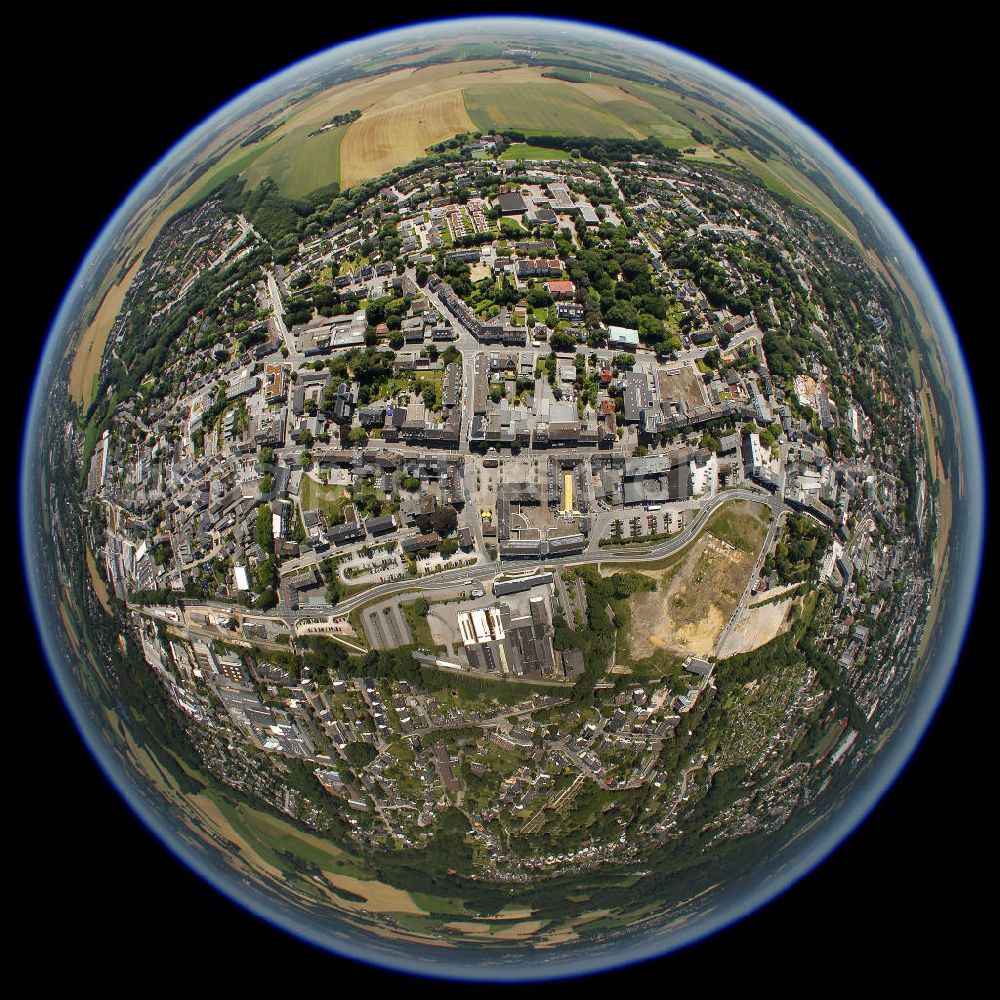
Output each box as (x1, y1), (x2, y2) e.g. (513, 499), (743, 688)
(72, 133), (935, 876)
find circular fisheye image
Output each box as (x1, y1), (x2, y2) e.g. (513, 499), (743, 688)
(21, 13), (983, 982)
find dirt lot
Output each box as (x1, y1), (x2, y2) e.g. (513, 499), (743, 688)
(624, 504), (766, 659)
(657, 362), (707, 410)
(717, 585), (799, 657)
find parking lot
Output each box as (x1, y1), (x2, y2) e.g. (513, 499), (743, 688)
(604, 507), (686, 541)
(362, 599), (415, 650)
(338, 543), (407, 585)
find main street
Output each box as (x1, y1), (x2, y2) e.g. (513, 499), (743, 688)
(330, 484), (788, 618)
(133, 482), (808, 664)
(266, 270), (295, 357)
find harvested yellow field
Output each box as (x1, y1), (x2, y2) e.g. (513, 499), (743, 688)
(286, 67), (424, 130)
(492, 919), (548, 940)
(320, 871), (426, 914)
(86, 547), (112, 615)
(189, 794), (284, 879)
(492, 906), (534, 920)
(68, 142), (234, 409)
(371, 60), (519, 111)
(441, 921), (491, 936)
(283, 61), (510, 132)
(339, 89), (475, 189)
(68, 253), (142, 407)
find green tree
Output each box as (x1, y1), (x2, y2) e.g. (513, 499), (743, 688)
(344, 742), (377, 768)
(550, 331), (576, 352)
(255, 505), (274, 551)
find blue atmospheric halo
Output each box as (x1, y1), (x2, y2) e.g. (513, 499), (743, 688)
(21, 14), (985, 982)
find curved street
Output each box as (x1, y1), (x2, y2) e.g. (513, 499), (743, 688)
(331, 484), (787, 618)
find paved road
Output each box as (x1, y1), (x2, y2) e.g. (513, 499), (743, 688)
(138, 486), (804, 643)
(331, 485), (785, 618)
(266, 270), (293, 356)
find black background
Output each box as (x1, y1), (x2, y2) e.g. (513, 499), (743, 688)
(19, 6), (984, 988)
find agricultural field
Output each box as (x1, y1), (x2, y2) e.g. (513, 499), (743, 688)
(68, 253), (144, 407)
(339, 90), (474, 189)
(66, 47), (878, 416)
(241, 122), (349, 198)
(722, 147), (858, 243)
(191, 792), (436, 916)
(180, 143), (278, 212)
(625, 81), (725, 136)
(464, 81), (633, 138)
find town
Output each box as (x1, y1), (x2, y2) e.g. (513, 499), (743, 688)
(76, 132), (936, 875)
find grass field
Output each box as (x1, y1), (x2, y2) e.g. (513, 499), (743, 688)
(242, 122), (348, 198)
(401, 598), (439, 650)
(500, 143), (573, 160)
(180, 143), (275, 211)
(723, 147), (858, 243)
(705, 500), (769, 552)
(625, 82), (720, 135)
(299, 475), (350, 522)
